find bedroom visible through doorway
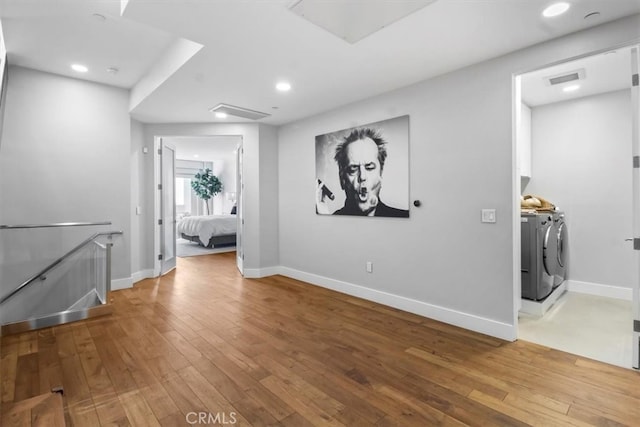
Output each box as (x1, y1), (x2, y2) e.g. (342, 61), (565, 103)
(161, 135), (241, 260)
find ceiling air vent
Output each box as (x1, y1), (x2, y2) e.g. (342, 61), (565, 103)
(209, 103), (270, 120)
(545, 69), (586, 86)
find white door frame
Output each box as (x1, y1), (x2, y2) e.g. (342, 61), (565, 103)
(630, 45), (640, 369)
(153, 134), (245, 277)
(153, 136), (162, 276)
(236, 140), (244, 274)
(512, 43), (640, 369)
(153, 137), (177, 276)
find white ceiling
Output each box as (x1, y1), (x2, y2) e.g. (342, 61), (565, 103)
(168, 136), (240, 162)
(522, 46), (633, 107)
(1, 0), (640, 125)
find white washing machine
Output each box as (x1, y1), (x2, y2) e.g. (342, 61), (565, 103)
(521, 212), (555, 300)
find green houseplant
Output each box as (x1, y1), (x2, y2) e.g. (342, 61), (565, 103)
(191, 168), (222, 215)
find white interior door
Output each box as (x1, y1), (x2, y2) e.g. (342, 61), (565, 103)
(236, 142), (244, 274)
(161, 140), (177, 275)
(632, 46), (640, 369)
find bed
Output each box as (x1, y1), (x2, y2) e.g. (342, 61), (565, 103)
(177, 214), (237, 248)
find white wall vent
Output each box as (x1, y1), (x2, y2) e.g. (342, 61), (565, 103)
(545, 69), (586, 86)
(209, 103), (270, 120)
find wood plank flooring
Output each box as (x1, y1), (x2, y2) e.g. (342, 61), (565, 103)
(2, 252), (639, 426)
(2, 391), (65, 426)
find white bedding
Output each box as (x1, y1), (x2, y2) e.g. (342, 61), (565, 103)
(177, 215), (237, 246)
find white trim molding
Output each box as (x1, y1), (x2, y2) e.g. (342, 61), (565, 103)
(566, 279), (632, 301)
(132, 269), (155, 284)
(276, 266), (517, 342)
(243, 266), (281, 279)
(111, 277), (133, 291)
(112, 269), (156, 291)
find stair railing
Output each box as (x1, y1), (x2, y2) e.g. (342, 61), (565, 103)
(0, 221), (122, 334)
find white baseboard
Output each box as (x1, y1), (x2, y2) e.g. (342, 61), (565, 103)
(520, 282), (567, 317)
(566, 279), (632, 301)
(243, 266), (281, 279)
(277, 266), (517, 342)
(111, 277), (133, 291)
(132, 269), (155, 284)
(112, 269), (156, 291)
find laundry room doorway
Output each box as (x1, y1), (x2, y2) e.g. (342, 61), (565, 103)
(513, 44), (640, 369)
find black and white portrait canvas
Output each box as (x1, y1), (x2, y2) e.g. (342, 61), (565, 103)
(315, 115), (409, 218)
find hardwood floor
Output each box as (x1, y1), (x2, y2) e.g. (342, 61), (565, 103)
(2, 252), (640, 426)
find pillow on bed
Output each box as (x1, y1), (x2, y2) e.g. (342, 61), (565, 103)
(230, 205), (237, 214)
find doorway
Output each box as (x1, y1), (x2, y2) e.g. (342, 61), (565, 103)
(513, 44), (640, 369)
(153, 135), (244, 276)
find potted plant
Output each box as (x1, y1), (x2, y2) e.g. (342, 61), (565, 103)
(191, 168), (222, 215)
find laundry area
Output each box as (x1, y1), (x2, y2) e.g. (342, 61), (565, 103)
(516, 46), (637, 368)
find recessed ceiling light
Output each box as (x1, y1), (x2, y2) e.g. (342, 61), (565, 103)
(563, 84), (580, 92)
(584, 11), (600, 20)
(106, 67), (119, 74)
(276, 82), (291, 92)
(92, 13), (106, 22)
(214, 112), (228, 119)
(543, 2), (570, 18)
(71, 64), (88, 73)
(193, 154), (199, 158)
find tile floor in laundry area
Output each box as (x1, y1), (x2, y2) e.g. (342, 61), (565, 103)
(519, 291), (633, 369)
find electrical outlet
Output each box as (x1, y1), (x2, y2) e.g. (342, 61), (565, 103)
(366, 261), (373, 273)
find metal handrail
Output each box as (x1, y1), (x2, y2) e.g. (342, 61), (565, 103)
(0, 221), (112, 230)
(0, 231), (123, 305)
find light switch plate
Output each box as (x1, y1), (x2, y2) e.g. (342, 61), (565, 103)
(481, 209), (496, 223)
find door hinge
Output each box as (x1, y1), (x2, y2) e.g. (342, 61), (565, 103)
(634, 238), (640, 251)
(633, 73), (639, 87)
(634, 320), (640, 333)
(158, 184), (162, 190)
(634, 156), (640, 169)
(158, 254), (163, 261)
(158, 219), (163, 225)
(158, 148), (162, 155)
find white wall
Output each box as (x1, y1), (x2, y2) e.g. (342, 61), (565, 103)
(527, 90), (635, 289)
(0, 18), (7, 150)
(277, 15), (640, 340)
(258, 124), (279, 269)
(519, 103), (532, 180)
(140, 123), (278, 271)
(131, 118), (149, 277)
(211, 150), (237, 215)
(0, 67), (132, 295)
